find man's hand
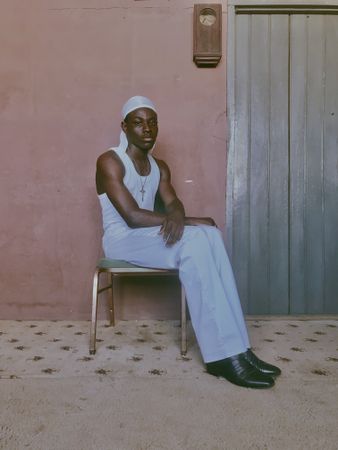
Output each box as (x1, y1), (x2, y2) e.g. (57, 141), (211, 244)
(159, 210), (185, 246)
(185, 217), (218, 227)
(159, 215), (218, 246)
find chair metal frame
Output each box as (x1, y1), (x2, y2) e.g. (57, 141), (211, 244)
(89, 261), (187, 355)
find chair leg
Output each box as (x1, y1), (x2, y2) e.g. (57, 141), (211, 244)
(109, 274), (116, 326)
(89, 269), (100, 355)
(180, 284), (187, 355)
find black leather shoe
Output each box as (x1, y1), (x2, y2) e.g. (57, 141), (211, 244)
(206, 353), (275, 389)
(244, 349), (281, 377)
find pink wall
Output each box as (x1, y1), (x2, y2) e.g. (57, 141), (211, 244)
(0, 0), (228, 320)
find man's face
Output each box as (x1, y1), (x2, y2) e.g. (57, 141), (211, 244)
(122, 107), (158, 152)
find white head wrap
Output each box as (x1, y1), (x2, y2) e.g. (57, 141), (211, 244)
(117, 95), (157, 152)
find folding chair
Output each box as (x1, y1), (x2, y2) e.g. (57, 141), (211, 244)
(89, 258), (187, 355)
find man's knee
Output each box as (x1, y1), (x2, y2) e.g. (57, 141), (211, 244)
(179, 227), (214, 267)
(200, 225), (223, 242)
(182, 226), (210, 248)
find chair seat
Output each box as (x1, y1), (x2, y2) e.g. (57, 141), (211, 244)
(97, 258), (177, 273)
(97, 258), (141, 269)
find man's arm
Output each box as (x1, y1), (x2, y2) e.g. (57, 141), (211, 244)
(156, 159), (186, 246)
(156, 159), (217, 229)
(185, 216), (217, 227)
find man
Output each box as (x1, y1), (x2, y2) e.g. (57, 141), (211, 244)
(96, 96), (281, 389)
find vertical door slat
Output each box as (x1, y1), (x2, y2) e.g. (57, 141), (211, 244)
(232, 14), (251, 311)
(249, 15), (270, 313)
(289, 15), (307, 313)
(323, 16), (338, 312)
(268, 15), (289, 313)
(303, 15), (325, 313)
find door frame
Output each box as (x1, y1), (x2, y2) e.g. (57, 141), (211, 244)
(225, 0), (338, 258)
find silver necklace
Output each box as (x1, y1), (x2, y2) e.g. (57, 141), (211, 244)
(130, 156), (150, 203)
(139, 176), (148, 202)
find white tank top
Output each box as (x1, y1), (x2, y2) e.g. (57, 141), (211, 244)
(98, 147), (161, 233)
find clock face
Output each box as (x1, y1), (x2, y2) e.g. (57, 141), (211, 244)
(199, 8), (217, 26)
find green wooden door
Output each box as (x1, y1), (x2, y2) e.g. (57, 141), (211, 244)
(226, 12), (338, 314)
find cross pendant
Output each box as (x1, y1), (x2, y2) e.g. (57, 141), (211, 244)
(140, 187), (145, 202)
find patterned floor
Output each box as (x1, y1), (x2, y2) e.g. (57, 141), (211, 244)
(0, 319), (337, 381)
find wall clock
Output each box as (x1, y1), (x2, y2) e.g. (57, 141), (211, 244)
(193, 4), (222, 68)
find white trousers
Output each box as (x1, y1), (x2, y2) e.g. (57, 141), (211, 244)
(103, 225), (250, 363)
